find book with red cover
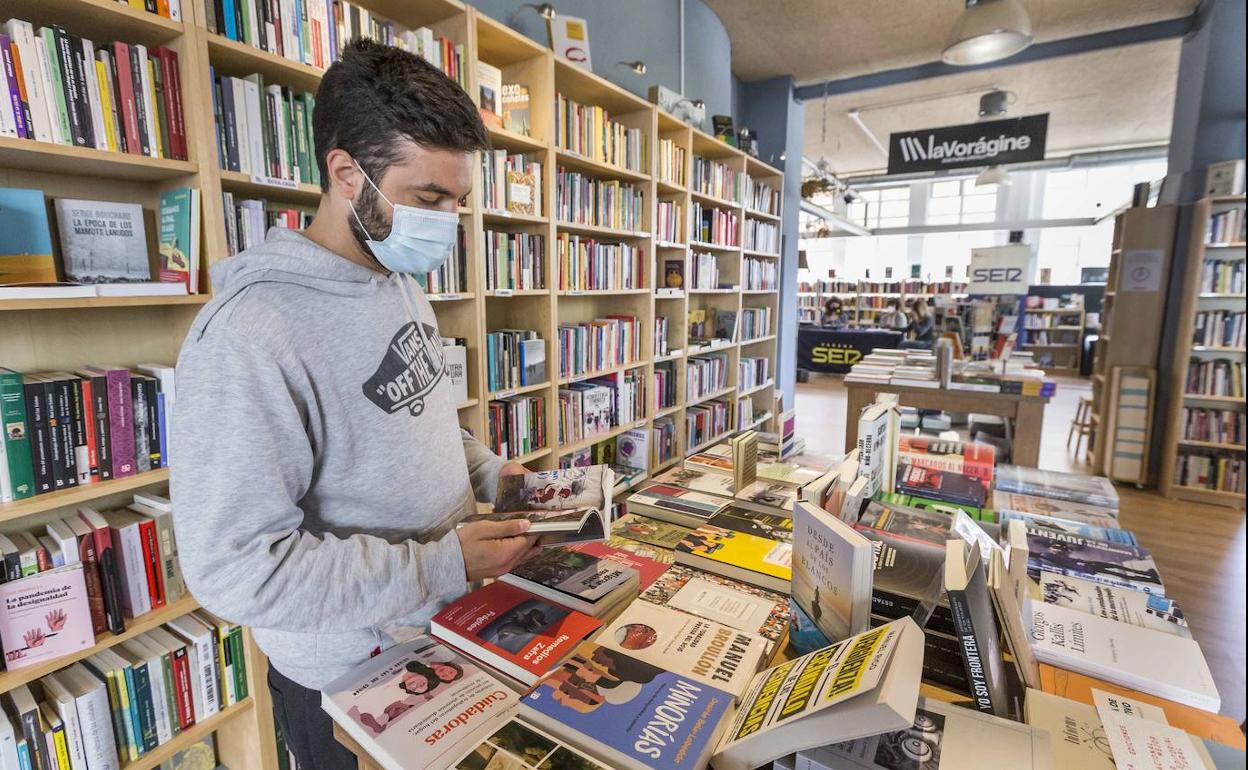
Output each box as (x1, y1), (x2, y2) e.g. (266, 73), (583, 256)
(136, 517), (165, 609)
(896, 436), (995, 486)
(110, 42), (141, 156)
(83, 366), (135, 478)
(430, 581), (601, 686)
(77, 506), (125, 634)
(66, 517), (108, 635)
(566, 540), (671, 590)
(153, 48), (184, 160)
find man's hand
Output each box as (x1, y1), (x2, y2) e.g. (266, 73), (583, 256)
(457, 519), (540, 581)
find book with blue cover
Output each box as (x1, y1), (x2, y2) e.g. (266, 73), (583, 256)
(998, 510), (1136, 546)
(519, 640), (734, 770)
(0, 188), (56, 284)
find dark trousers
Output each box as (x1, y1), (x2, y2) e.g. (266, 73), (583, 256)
(268, 666), (359, 770)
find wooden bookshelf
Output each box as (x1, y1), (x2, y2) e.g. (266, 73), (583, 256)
(1158, 195), (1246, 508)
(0, 2), (785, 766)
(1020, 304), (1085, 374)
(1090, 205), (1178, 478)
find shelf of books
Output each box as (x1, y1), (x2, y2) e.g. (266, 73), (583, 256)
(1020, 296), (1085, 373)
(794, 279), (968, 327)
(1159, 194), (1245, 508)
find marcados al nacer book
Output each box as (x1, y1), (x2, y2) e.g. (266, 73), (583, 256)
(465, 466), (615, 545)
(791, 500), (873, 645)
(1029, 602), (1220, 713)
(596, 602), (768, 699)
(519, 640), (735, 770)
(321, 637), (517, 770)
(430, 581), (602, 686)
(711, 618), (924, 770)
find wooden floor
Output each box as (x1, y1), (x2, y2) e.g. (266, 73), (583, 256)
(795, 373), (1247, 721)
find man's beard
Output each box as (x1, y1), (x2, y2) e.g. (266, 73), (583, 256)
(348, 182), (392, 261)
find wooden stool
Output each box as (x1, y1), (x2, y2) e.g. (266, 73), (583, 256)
(1068, 395), (1095, 459)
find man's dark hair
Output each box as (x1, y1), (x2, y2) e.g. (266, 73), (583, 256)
(313, 38), (489, 190)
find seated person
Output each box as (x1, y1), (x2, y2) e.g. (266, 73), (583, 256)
(822, 298), (849, 328)
(876, 299), (907, 330)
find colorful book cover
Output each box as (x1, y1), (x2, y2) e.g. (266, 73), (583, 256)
(675, 522), (792, 584)
(597, 603), (768, 699)
(504, 546), (636, 605)
(895, 464), (989, 509)
(628, 483), (730, 521)
(992, 491), (1119, 525)
(0, 187), (56, 284)
(1037, 572), (1188, 636)
(321, 638), (518, 770)
(1025, 531), (1164, 595)
(896, 436), (996, 485)
(519, 640), (734, 770)
(706, 508), (793, 544)
(566, 540), (671, 590)
(638, 563), (790, 643)
(875, 490), (995, 523)
(611, 514), (692, 550)
(431, 581), (601, 683)
(157, 187), (199, 293)
(792, 500), (873, 645)
(52, 198), (150, 283)
(994, 466), (1119, 509)
(0, 564), (94, 670)
(467, 466), (614, 544)
(653, 466), (736, 498)
(999, 510), (1136, 546)
(0, 367), (35, 500)
(786, 598), (833, 656)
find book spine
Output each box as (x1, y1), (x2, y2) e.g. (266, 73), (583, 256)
(143, 379), (160, 469)
(37, 379), (66, 492)
(162, 48), (186, 160)
(190, 630), (220, 716)
(52, 29), (87, 147)
(50, 378), (77, 489)
(7, 22), (51, 143)
(156, 393), (168, 472)
(137, 519), (165, 609)
(78, 379), (98, 481)
(170, 646), (195, 729)
(105, 369), (136, 478)
(219, 75), (240, 172)
(77, 684), (118, 770)
(0, 36), (27, 138)
(0, 372), (35, 500)
(76, 534), (108, 635)
(9, 40), (36, 140)
(114, 525), (149, 618)
(110, 43), (140, 155)
(89, 375), (112, 480)
(147, 656), (172, 743)
(127, 45), (151, 157)
(130, 663), (157, 752)
(229, 626), (247, 698)
(946, 586), (997, 715)
(49, 722), (70, 770)
(79, 38), (107, 150)
(36, 30), (71, 144)
(150, 56), (168, 159)
(90, 524), (125, 634)
(216, 625), (235, 706)
(17, 708), (45, 770)
(64, 377), (89, 486)
(116, 665), (141, 762)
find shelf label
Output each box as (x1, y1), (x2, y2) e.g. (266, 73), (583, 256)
(496, 389), (517, 399)
(249, 174), (300, 190)
(432, 293), (461, 301)
(493, 288), (514, 297)
(566, 290), (584, 296)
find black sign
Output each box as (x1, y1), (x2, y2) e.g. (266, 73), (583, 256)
(797, 327), (905, 374)
(888, 114), (1048, 175)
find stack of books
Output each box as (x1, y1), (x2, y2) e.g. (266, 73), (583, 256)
(691, 202), (740, 246)
(844, 349), (907, 385)
(691, 156), (744, 203)
(483, 230), (544, 291)
(212, 73), (316, 185)
(486, 394), (545, 459)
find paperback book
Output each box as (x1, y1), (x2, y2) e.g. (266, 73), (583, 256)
(625, 483), (731, 529)
(895, 464), (990, 509)
(992, 491), (1119, 524)
(52, 199), (150, 283)
(1038, 572), (1189, 637)
(0, 564), (93, 670)
(500, 547), (639, 617)
(999, 510), (1135, 545)
(994, 465), (1119, 509)
(321, 638), (518, 770)
(791, 500), (874, 645)
(1025, 531), (1164, 595)
(465, 466), (615, 545)
(944, 540), (1011, 718)
(564, 539), (671, 590)
(1024, 688), (1115, 769)
(610, 514), (692, 551)
(597, 602), (768, 699)
(674, 519), (792, 593)
(652, 466), (736, 498)
(637, 563), (790, 644)
(519, 640), (735, 770)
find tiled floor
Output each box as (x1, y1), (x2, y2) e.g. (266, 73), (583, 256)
(795, 373), (1247, 721)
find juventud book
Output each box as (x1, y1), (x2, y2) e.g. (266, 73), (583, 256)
(711, 618), (924, 770)
(320, 638), (517, 770)
(519, 640), (735, 770)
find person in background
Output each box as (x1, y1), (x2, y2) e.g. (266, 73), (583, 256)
(822, 297), (849, 328)
(906, 297), (936, 344)
(877, 299), (908, 330)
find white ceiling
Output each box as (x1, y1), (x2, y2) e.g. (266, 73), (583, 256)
(801, 39), (1182, 176)
(703, 0), (1197, 84)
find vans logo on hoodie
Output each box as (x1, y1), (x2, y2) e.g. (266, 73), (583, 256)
(363, 321), (445, 416)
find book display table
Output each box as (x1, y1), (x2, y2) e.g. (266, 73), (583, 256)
(843, 381), (1052, 467)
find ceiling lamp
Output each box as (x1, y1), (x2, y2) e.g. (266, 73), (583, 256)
(942, 0), (1033, 66)
(976, 165), (1010, 187)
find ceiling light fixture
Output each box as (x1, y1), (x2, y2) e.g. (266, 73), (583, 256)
(976, 165), (1009, 187)
(617, 60), (647, 76)
(942, 0), (1033, 66)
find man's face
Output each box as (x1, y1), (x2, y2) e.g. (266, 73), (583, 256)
(348, 140), (473, 248)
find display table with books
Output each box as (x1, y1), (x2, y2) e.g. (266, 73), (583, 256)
(322, 410), (1243, 770)
(843, 380), (1052, 467)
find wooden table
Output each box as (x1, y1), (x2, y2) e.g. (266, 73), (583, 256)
(844, 381), (1051, 467)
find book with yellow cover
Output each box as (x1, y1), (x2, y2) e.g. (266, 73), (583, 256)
(674, 514), (791, 593)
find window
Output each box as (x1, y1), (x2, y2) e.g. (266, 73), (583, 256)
(846, 186), (910, 229)
(928, 178), (998, 225)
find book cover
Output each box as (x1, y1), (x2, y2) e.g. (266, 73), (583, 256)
(627, 483), (731, 527)
(895, 464), (989, 509)
(638, 563), (789, 644)
(792, 500), (874, 645)
(476, 60), (502, 127)
(431, 581), (601, 685)
(506, 169), (537, 216)
(1038, 572), (1189, 637)
(614, 428), (648, 471)
(856, 403), (894, 496)
(500, 83), (530, 136)
(652, 466), (735, 498)
(860, 531), (955, 637)
(1024, 688), (1114, 769)
(0, 367), (35, 501)
(611, 513), (692, 550)
(0, 187), (56, 284)
(994, 465), (1119, 509)
(53, 198), (149, 284)
(565, 540), (671, 590)
(786, 598), (833, 656)
(896, 436), (995, 485)
(441, 343), (468, 405)
(674, 520), (791, 592)
(734, 480), (797, 514)
(519, 338), (545, 385)
(471, 466), (614, 545)
(519, 640), (734, 770)
(999, 510), (1135, 545)
(502, 546), (637, 608)
(447, 718), (609, 770)
(706, 508), (792, 544)
(944, 540), (1010, 718)
(714, 309), (737, 341)
(157, 187), (199, 293)
(597, 603), (768, 699)
(992, 491), (1119, 524)
(1025, 531), (1164, 595)
(1030, 603), (1220, 713)
(0, 564), (93, 670)
(322, 638), (518, 770)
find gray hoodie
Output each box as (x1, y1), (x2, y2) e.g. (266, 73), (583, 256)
(170, 228), (504, 690)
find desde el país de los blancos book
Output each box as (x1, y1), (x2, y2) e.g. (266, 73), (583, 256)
(1029, 601), (1220, 713)
(1037, 571), (1189, 637)
(595, 602), (768, 700)
(430, 580), (602, 687)
(462, 465), (615, 546)
(637, 562), (790, 645)
(797, 695), (1053, 770)
(518, 639), (735, 770)
(320, 637), (518, 770)
(712, 618), (925, 770)
(499, 546), (639, 618)
(791, 499), (874, 646)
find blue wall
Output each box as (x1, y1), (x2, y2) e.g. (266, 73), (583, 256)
(465, 0), (734, 123)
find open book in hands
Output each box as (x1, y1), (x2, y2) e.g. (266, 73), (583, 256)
(464, 465), (616, 546)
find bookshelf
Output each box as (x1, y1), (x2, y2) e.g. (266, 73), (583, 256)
(1158, 195), (1246, 509)
(1089, 205), (1177, 478)
(793, 280), (967, 328)
(1020, 303), (1086, 374)
(0, 0), (784, 763)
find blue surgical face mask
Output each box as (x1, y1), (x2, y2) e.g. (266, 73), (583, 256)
(349, 160), (459, 275)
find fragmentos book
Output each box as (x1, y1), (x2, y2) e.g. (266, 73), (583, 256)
(320, 637), (518, 770)
(519, 640), (735, 770)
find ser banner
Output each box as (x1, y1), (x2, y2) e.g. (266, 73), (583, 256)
(888, 114), (1048, 175)
(797, 328), (905, 374)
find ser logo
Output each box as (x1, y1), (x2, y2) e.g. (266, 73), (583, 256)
(811, 345), (862, 365)
(363, 321), (445, 417)
(971, 267), (1022, 283)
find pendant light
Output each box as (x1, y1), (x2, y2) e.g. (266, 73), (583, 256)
(942, 0), (1033, 66)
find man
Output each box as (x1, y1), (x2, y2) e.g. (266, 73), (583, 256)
(877, 298), (907, 330)
(171, 40), (537, 769)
